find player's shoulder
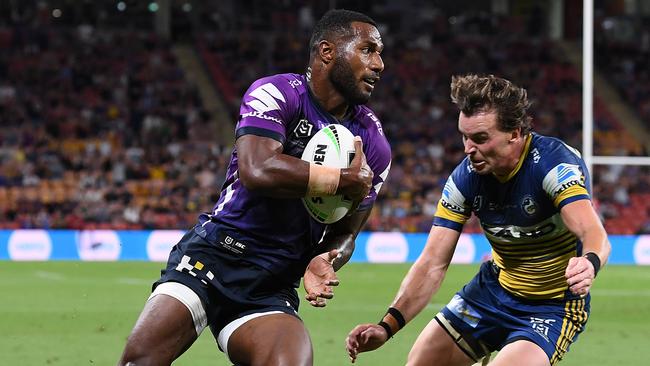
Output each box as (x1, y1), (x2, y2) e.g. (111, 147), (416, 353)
(245, 73), (307, 100)
(352, 105), (389, 143)
(447, 156), (478, 189)
(529, 133), (584, 170)
(454, 156), (477, 178)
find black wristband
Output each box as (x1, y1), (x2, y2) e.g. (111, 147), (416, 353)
(584, 252), (601, 276)
(387, 307), (406, 329)
(377, 321), (393, 339)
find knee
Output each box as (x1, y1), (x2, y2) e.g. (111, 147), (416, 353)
(263, 350), (313, 366)
(119, 343), (170, 366)
(249, 341), (313, 366)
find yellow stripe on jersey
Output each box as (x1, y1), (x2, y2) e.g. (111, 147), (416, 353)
(435, 199), (470, 225)
(550, 299), (587, 365)
(493, 249), (577, 299)
(489, 235), (576, 261)
(553, 184), (589, 207)
(488, 230), (574, 253)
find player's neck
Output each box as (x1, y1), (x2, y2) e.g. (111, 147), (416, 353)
(307, 78), (350, 121)
(494, 136), (528, 178)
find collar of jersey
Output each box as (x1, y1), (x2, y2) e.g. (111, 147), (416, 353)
(493, 133), (533, 183)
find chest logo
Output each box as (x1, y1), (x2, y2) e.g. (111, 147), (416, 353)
(521, 196), (538, 217)
(294, 119), (313, 138)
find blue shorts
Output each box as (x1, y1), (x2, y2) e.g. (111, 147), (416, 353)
(153, 221), (301, 341)
(439, 261), (589, 365)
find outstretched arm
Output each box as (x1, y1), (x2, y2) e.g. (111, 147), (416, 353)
(561, 199), (611, 296)
(304, 208), (372, 307)
(345, 225), (461, 362)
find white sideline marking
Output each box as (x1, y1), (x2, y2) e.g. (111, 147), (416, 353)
(591, 289), (650, 297)
(34, 271), (65, 281)
(116, 277), (151, 285)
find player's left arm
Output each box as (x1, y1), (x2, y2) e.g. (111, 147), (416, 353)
(304, 209), (372, 307)
(560, 199), (612, 295)
(304, 127), (391, 307)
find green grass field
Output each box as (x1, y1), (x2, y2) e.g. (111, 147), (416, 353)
(2, 262), (649, 365)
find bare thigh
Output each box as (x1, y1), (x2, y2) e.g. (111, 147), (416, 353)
(227, 313), (313, 366)
(489, 339), (549, 366)
(407, 318), (475, 366)
(118, 294), (198, 366)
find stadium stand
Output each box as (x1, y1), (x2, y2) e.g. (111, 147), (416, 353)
(1, 1), (649, 234)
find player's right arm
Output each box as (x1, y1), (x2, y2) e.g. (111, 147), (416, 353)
(346, 163), (473, 362)
(345, 225), (460, 362)
(236, 134), (371, 201)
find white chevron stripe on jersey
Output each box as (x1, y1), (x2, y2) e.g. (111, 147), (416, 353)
(247, 83), (286, 113)
(374, 161), (391, 194)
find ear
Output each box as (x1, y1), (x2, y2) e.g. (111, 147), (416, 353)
(317, 40), (335, 64)
(509, 128), (522, 143)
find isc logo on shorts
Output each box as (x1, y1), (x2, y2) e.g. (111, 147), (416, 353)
(529, 317), (555, 343)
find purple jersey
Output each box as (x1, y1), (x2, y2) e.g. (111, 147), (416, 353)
(208, 73), (391, 279)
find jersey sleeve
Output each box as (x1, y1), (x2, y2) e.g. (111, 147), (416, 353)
(235, 75), (301, 144)
(433, 161), (473, 231)
(357, 113), (392, 212)
(540, 143), (591, 209)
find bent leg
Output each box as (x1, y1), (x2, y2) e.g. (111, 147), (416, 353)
(118, 294), (199, 366)
(407, 318), (475, 366)
(489, 340), (549, 366)
(227, 313), (313, 366)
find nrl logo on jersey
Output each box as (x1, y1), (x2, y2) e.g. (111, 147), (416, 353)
(293, 119), (313, 138)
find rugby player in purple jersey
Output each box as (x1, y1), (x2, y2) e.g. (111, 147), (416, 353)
(119, 9), (391, 366)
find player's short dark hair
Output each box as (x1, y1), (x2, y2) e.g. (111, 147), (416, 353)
(451, 74), (532, 135)
(309, 9), (377, 56)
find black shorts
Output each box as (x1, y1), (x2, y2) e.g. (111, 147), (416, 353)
(153, 222), (301, 339)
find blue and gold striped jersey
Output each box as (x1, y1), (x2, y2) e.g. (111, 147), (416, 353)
(434, 133), (591, 300)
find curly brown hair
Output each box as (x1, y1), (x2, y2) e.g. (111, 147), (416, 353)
(450, 74), (532, 135)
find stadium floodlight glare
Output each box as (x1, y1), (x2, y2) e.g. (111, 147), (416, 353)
(117, 2), (126, 11)
(148, 2), (159, 12)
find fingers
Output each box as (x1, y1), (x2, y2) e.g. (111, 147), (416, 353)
(564, 256), (580, 277)
(352, 136), (363, 164)
(350, 136), (368, 169)
(346, 324), (383, 363)
(568, 277), (593, 295)
(308, 298), (328, 307)
(305, 285), (335, 307)
(565, 256), (596, 295)
(346, 327), (363, 362)
(565, 256), (595, 280)
(305, 288), (334, 300)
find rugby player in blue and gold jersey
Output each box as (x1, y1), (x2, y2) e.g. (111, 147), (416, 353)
(119, 9), (391, 366)
(346, 74), (610, 366)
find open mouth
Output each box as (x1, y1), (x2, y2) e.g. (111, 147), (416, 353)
(362, 77), (379, 88)
(471, 160), (486, 169)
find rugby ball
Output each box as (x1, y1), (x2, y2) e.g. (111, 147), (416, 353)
(301, 124), (356, 224)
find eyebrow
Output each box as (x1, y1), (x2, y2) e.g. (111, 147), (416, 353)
(460, 130), (489, 140)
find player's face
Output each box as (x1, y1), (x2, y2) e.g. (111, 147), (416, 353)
(458, 110), (521, 176)
(330, 22), (384, 105)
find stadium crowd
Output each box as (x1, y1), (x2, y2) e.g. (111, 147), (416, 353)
(1, 2), (649, 234)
